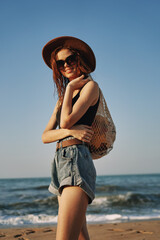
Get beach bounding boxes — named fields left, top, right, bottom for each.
left=0, top=220, right=160, bottom=240
left=1, top=175, right=160, bottom=239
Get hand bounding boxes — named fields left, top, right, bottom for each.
left=69, top=124, right=94, bottom=143
left=68, top=75, right=90, bottom=90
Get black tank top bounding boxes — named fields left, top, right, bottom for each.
left=56, top=89, right=100, bottom=127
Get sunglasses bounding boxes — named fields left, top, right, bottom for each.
left=56, top=54, right=77, bottom=70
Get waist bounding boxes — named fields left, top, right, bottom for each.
left=56, top=138, right=88, bottom=151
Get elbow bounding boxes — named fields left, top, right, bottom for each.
left=42, top=132, right=47, bottom=144
left=60, top=118, right=71, bottom=129
left=60, top=122, right=69, bottom=129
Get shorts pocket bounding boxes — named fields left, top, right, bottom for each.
left=61, top=146, right=75, bottom=161
left=57, top=146, right=76, bottom=184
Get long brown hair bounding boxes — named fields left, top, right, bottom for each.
left=50, top=47, right=92, bottom=108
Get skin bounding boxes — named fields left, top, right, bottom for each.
left=42, top=49, right=99, bottom=240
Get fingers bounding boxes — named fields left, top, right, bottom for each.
left=77, top=129, right=93, bottom=143
left=79, top=74, right=88, bottom=80
left=81, top=127, right=94, bottom=143
left=75, top=74, right=89, bottom=83
left=70, top=124, right=94, bottom=142
left=68, top=75, right=89, bottom=90
left=77, top=75, right=85, bottom=80
left=82, top=134, right=93, bottom=143
left=86, top=130, right=94, bottom=137
left=75, top=75, right=87, bottom=81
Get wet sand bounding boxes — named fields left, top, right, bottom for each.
left=0, top=220, right=160, bottom=240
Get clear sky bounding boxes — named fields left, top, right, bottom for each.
left=0, top=0, right=160, bottom=178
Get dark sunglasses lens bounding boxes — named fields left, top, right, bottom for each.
left=66, top=55, right=77, bottom=65
left=56, top=60, right=64, bottom=69
left=56, top=54, right=77, bottom=70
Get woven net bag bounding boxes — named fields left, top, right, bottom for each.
left=89, top=88, right=116, bottom=160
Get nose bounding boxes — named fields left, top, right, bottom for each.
left=64, top=62, right=69, bottom=68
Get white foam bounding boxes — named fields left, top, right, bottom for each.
left=0, top=214, right=58, bottom=226
left=86, top=214, right=123, bottom=223
left=91, top=192, right=135, bottom=206
left=129, top=215, right=160, bottom=221
left=152, top=209, right=160, bottom=213
left=87, top=214, right=160, bottom=223
left=1, top=213, right=160, bottom=227
left=92, top=197, right=108, bottom=205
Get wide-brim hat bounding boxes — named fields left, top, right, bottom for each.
left=42, top=36, right=96, bottom=72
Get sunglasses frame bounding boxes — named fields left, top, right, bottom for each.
left=56, top=54, right=77, bottom=70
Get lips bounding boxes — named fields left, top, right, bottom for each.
left=65, top=67, right=73, bottom=73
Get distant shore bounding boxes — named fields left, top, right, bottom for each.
left=0, top=220, right=160, bottom=240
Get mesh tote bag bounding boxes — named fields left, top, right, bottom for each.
left=89, top=88, right=116, bottom=160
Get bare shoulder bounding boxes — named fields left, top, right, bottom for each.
left=81, top=80, right=99, bottom=94
left=80, top=80, right=99, bottom=105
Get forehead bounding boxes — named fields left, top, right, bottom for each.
left=56, top=49, right=73, bottom=60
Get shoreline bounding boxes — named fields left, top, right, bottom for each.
left=0, top=220, right=160, bottom=240
left=1, top=218, right=160, bottom=229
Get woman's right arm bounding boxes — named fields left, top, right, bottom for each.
left=42, top=101, right=70, bottom=143
left=42, top=101, right=94, bottom=144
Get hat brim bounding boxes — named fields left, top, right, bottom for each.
left=42, top=36, right=96, bottom=72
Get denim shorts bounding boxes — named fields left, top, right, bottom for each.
left=48, top=143, right=96, bottom=204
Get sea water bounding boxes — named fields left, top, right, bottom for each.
left=0, top=174, right=160, bottom=227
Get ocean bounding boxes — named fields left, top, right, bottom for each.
left=0, top=174, right=160, bottom=228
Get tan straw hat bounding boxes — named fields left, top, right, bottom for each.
left=42, top=36, right=96, bottom=72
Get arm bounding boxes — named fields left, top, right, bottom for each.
left=60, top=77, right=99, bottom=129
left=42, top=101, right=71, bottom=143
left=42, top=101, right=94, bottom=144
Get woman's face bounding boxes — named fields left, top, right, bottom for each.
left=56, top=49, right=81, bottom=81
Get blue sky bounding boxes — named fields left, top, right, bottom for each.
left=0, top=0, right=160, bottom=178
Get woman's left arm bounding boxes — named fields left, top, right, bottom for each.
left=60, top=76, right=99, bottom=129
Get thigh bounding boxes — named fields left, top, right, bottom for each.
left=56, top=186, right=89, bottom=240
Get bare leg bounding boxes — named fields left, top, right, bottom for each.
left=56, top=186, right=89, bottom=240
left=58, top=195, right=90, bottom=240
left=78, top=216, right=90, bottom=240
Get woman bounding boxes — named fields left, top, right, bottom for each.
left=42, top=36, right=99, bottom=240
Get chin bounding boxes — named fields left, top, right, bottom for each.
left=67, top=73, right=78, bottom=80
left=61, top=67, right=80, bottom=80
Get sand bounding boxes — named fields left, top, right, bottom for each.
left=0, top=220, right=160, bottom=240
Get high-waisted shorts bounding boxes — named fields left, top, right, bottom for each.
left=48, top=143, right=96, bottom=204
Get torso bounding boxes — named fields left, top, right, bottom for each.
left=56, top=87, right=100, bottom=127
left=72, top=89, right=100, bottom=126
